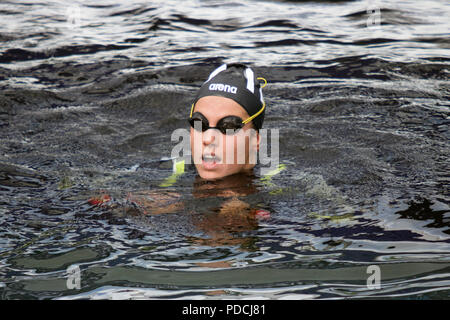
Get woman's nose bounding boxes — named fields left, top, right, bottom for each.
left=202, top=128, right=219, bottom=146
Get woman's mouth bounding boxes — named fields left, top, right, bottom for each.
left=202, top=154, right=221, bottom=170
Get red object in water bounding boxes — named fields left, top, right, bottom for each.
left=88, top=194, right=111, bottom=206
left=254, top=209, right=270, bottom=219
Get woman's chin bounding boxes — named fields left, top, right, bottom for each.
left=196, top=165, right=228, bottom=181
left=196, top=163, right=254, bottom=181
left=198, top=170, right=225, bottom=181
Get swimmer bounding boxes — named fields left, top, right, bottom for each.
left=189, top=63, right=266, bottom=180
left=88, top=63, right=272, bottom=246
left=90, top=63, right=269, bottom=203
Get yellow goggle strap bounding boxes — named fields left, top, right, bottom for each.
left=257, top=77, right=267, bottom=88
left=242, top=101, right=265, bottom=125
left=190, top=103, right=195, bottom=118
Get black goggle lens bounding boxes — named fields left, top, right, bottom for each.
left=189, top=112, right=244, bottom=135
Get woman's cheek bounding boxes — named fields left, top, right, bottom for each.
left=190, top=129, right=202, bottom=165
left=222, top=135, right=236, bottom=165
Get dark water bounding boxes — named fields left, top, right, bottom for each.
left=0, top=0, right=449, bottom=299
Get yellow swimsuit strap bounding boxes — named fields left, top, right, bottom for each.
left=159, top=159, right=186, bottom=187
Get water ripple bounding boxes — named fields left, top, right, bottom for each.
left=0, top=0, right=449, bottom=300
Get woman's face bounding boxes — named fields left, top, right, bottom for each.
left=190, top=96, right=260, bottom=180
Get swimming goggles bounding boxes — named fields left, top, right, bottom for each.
left=189, top=100, right=266, bottom=127
left=188, top=112, right=244, bottom=135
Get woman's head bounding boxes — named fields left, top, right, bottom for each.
left=189, top=64, right=266, bottom=180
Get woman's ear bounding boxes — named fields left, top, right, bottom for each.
left=255, top=130, right=260, bottom=151
left=244, top=128, right=260, bottom=168
left=251, top=129, right=260, bottom=166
